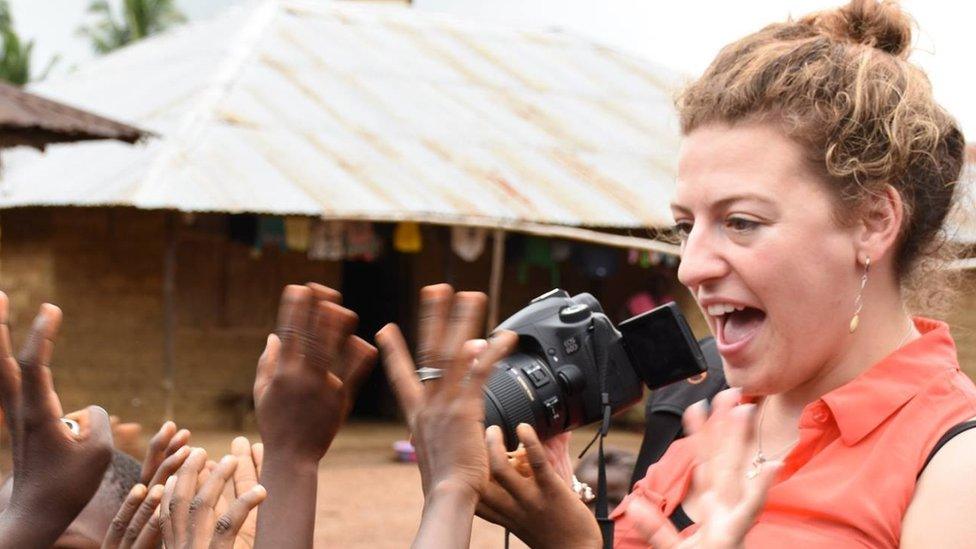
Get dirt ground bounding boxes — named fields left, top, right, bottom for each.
left=187, top=421, right=645, bottom=549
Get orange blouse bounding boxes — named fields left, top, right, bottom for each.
left=612, top=318, right=976, bottom=548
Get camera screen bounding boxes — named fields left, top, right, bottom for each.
left=618, top=302, right=707, bottom=389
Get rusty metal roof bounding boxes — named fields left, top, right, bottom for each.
left=0, top=81, right=147, bottom=149
left=0, top=0, right=684, bottom=231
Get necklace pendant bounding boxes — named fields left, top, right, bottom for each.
left=746, top=453, right=766, bottom=479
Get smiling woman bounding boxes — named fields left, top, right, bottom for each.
left=606, top=0, right=976, bottom=548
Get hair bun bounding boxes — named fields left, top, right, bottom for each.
left=802, top=0, right=913, bottom=58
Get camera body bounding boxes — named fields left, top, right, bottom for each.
left=484, top=289, right=706, bottom=450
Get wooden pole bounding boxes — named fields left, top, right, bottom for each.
left=487, top=228, right=506, bottom=331
left=163, top=213, right=177, bottom=421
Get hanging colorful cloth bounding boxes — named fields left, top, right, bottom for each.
left=308, top=220, right=346, bottom=261
left=517, top=237, right=560, bottom=287
left=284, top=216, right=311, bottom=252
left=451, top=226, right=487, bottom=262
left=346, top=221, right=382, bottom=261
left=394, top=222, right=423, bottom=253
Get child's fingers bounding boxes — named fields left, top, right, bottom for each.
left=148, top=445, right=192, bottom=488
left=103, top=484, right=148, bottom=549
left=231, top=437, right=258, bottom=496
left=121, top=484, right=164, bottom=549
left=208, top=485, right=267, bottom=549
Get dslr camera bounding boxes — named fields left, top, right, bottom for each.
left=484, top=289, right=706, bottom=450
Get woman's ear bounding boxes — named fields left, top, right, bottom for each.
left=854, top=185, right=904, bottom=263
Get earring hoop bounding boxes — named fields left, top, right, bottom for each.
left=850, top=256, right=871, bottom=333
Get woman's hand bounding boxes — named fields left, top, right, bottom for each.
left=377, top=284, right=518, bottom=548
left=477, top=424, right=602, bottom=549
left=627, top=389, right=779, bottom=549
left=0, top=295, right=114, bottom=549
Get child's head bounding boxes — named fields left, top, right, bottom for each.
left=0, top=449, right=141, bottom=548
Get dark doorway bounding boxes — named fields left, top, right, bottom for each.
left=341, top=248, right=407, bottom=418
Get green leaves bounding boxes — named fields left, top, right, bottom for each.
left=0, top=0, right=46, bottom=86
left=78, top=0, right=186, bottom=54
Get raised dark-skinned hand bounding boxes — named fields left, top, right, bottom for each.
left=101, top=483, right=166, bottom=549
left=477, top=423, right=603, bottom=549
left=253, top=284, right=377, bottom=549
left=0, top=293, right=114, bottom=549
left=377, top=284, right=491, bottom=496
left=376, top=284, right=518, bottom=549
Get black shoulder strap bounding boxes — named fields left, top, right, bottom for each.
left=917, top=420, right=976, bottom=480
left=630, top=337, right=726, bottom=489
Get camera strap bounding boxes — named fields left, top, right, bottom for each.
left=596, top=392, right=614, bottom=549
left=576, top=318, right=615, bottom=549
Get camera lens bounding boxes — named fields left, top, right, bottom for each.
left=483, top=353, right=564, bottom=451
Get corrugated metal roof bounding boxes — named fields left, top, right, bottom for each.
left=0, top=0, right=684, bottom=231
left=0, top=81, right=146, bottom=149
left=946, top=146, right=976, bottom=245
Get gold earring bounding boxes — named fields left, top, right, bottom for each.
left=850, top=256, right=870, bottom=333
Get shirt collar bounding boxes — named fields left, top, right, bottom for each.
left=819, top=317, right=958, bottom=445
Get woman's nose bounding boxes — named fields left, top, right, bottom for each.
left=677, top=226, right=730, bottom=289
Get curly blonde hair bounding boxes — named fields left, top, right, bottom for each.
left=676, top=0, right=966, bottom=312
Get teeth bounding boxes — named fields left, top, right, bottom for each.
left=706, top=303, right=746, bottom=317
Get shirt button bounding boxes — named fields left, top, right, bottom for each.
left=812, top=405, right=830, bottom=423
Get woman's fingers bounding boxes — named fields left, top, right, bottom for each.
left=208, top=485, right=267, bottom=549
left=121, top=484, right=165, bottom=549
left=712, top=404, right=757, bottom=503
left=628, top=497, right=681, bottom=549
left=376, top=323, right=424, bottom=421
left=103, top=484, right=148, bottom=549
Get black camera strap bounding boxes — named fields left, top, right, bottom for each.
left=576, top=318, right=615, bottom=549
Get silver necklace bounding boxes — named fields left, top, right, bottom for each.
left=745, top=322, right=917, bottom=480
left=746, top=398, right=798, bottom=480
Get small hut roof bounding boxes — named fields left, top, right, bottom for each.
left=0, top=81, right=146, bottom=149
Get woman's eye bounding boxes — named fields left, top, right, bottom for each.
left=671, top=221, right=692, bottom=239
left=725, top=217, right=759, bottom=233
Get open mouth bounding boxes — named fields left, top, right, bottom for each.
left=706, top=303, right=767, bottom=349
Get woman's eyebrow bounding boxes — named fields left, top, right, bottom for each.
left=671, top=193, right=777, bottom=214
